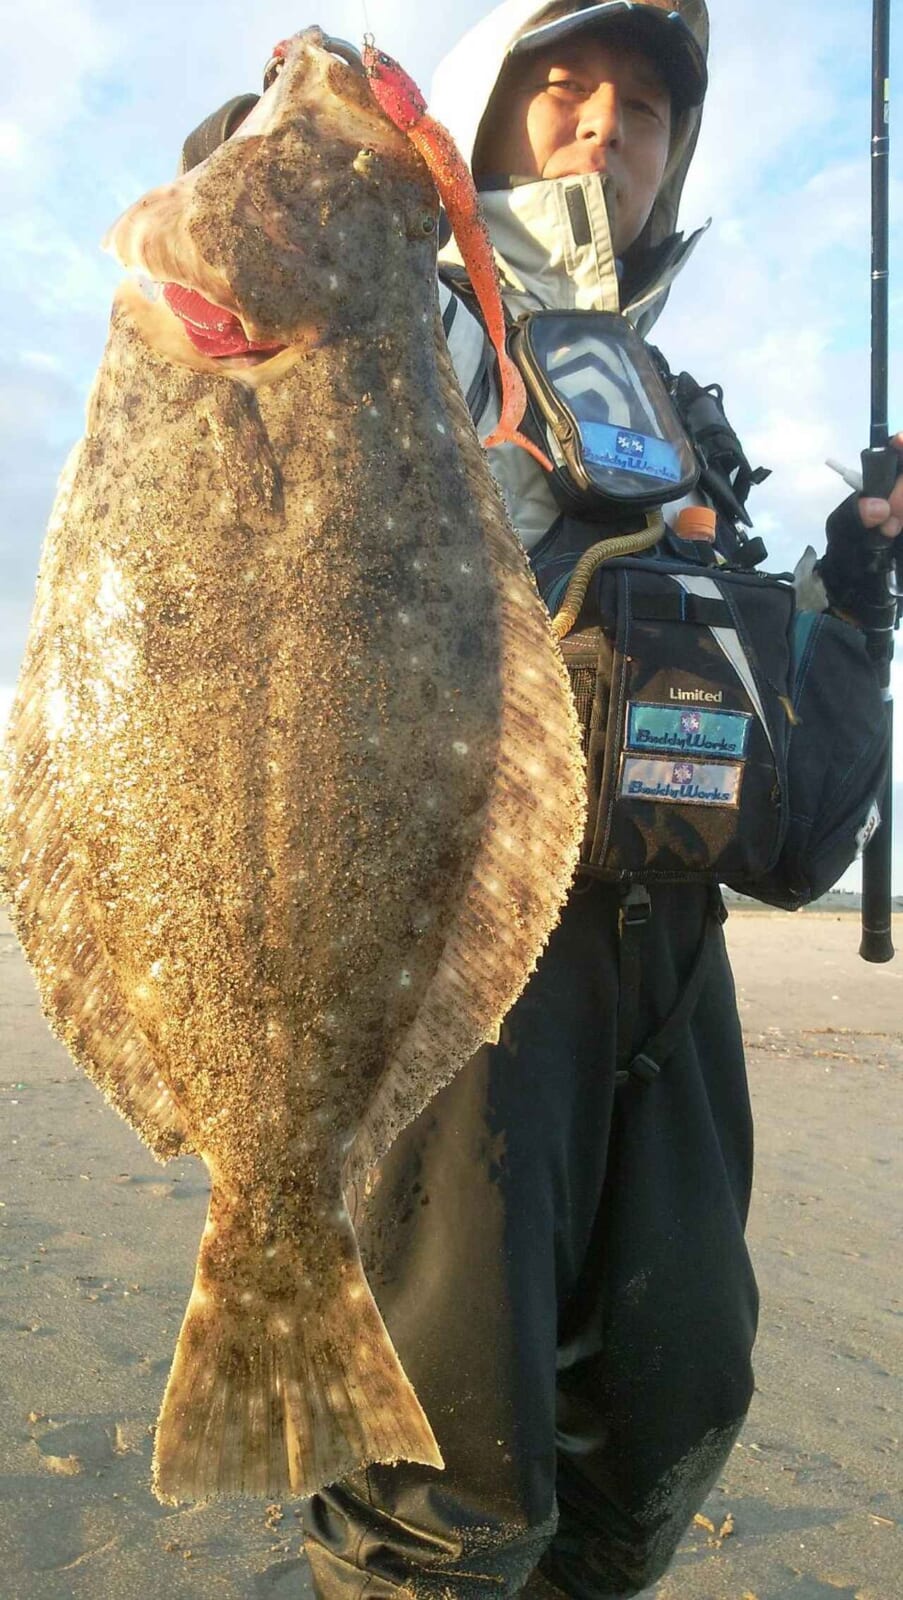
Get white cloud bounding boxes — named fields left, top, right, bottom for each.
left=0, top=0, right=114, bottom=139
left=19, top=350, right=63, bottom=372
left=0, top=121, right=24, bottom=164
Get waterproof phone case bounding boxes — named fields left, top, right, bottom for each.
left=509, top=310, right=699, bottom=510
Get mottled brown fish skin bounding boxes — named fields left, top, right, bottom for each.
left=0, top=30, right=585, bottom=1503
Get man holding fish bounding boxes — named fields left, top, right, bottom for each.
left=170, top=1, right=903, bottom=1596
left=271, top=7, right=895, bottom=1597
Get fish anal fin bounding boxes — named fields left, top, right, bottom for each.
left=347, top=323, right=585, bottom=1186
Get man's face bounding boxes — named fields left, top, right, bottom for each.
left=474, top=35, right=672, bottom=255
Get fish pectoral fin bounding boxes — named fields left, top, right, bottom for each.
left=152, top=1193, right=443, bottom=1504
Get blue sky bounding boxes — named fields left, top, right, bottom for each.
left=1, top=0, right=901, bottom=890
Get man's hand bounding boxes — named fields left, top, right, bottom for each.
left=856, top=429, right=903, bottom=540
left=817, top=430, right=902, bottom=630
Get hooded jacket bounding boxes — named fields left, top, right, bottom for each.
left=431, top=0, right=710, bottom=550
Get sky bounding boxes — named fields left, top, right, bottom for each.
left=1, top=0, right=901, bottom=893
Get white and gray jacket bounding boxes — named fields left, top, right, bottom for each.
left=429, top=0, right=709, bottom=552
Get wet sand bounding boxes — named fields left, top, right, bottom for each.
left=1, top=905, right=900, bottom=1599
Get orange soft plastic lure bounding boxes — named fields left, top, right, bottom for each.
left=363, top=42, right=552, bottom=472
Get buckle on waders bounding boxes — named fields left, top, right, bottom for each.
left=618, top=883, right=651, bottom=932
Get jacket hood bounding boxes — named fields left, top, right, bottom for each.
left=430, top=0, right=709, bottom=330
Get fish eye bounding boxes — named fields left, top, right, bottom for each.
left=404, top=210, right=436, bottom=241
left=353, top=146, right=376, bottom=176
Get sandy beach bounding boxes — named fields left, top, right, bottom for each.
left=1, top=904, right=900, bottom=1599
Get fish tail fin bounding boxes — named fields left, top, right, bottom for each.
left=151, top=1192, right=443, bottom=1504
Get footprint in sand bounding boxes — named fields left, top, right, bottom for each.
left=31, top=1417, right=125, bottom=1475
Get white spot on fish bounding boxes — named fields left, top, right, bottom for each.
left=486, top=880, right=500, bottom=895
left=241, top=1290, right=254, bottom=1305
left=401, top=435, right=411, bottom=450
left=272, top=1315, right=292, bottom=1336
left=347, top=1282, right=365, bottom=1303
left=326, top=428, right=336, bottom=442
left=460, top=562, right=473, bottom=574
left=391, top=376, right=402, bottom=390
left=329, top=274, right=339, bottom=291
left=265, top=1246, right=278, bottom=1259
left=399, top=970, right=412, bottom=988
left=411, top=558, right=423, bottom=571
left=436, top=422, right=446, bottom=435
left=410, top=655, right=420, bottom=667
left=368, top=406, right=380, bottom=418
left=304, top=500, right=315, bottom=515
left=386, top=516, right=395, bottom=529
left=149, top=959, right=163, bottom=979
left=452, top=741, right=469, bottom=756
left=243, top=568, right=258, bottom=584
left=367, top=733, right=380, bottom=746
left=398, top=611, right=410, bottom=625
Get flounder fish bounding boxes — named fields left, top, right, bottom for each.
left=0, top=28, right=585, bottom=1503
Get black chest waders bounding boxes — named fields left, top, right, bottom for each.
left=296, top=303, right=783, bottom=1600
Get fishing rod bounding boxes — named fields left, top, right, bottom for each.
left=859, top=0, right=899, bottom=963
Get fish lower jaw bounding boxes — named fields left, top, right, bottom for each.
left=116, top=280, right=302, bottom=385
left=212, top=348, right=286, bottom=371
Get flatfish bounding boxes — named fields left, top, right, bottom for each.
left=0, top=28, right=585, bottom=1502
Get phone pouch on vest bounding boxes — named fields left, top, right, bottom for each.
left=508, top=311, right=699, bottom=516
left=560, top=560, right=795, bottom=884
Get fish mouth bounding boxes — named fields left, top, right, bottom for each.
left=159, top=282, right=288, bottom=365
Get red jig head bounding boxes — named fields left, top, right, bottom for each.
left=362, top=39, right=552, bottom=474
left=363, top=44, right=428, bottom=131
